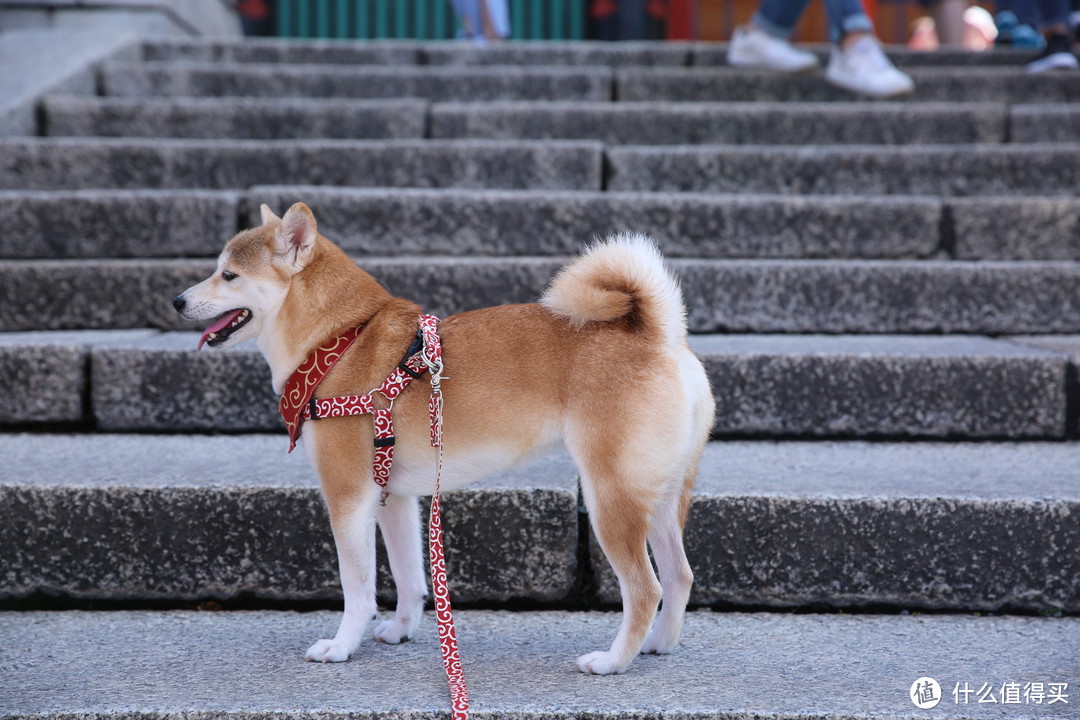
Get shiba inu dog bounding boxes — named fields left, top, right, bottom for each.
left=173, top=202, right=714, bottom=676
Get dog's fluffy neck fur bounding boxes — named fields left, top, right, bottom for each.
left=258, top=236, right=392, bottom=393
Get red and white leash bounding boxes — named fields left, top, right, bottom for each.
left=279, top=314, right=469, bottom=720
left=417, top=316, right=470, bottom=720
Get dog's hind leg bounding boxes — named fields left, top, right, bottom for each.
left=640, top=472, right=695, bottom=655
left=575, top=462, right=663, bottom=675
left=642, top=346, right=713, bottom=655
left=373, top=493, right=427, bottom=644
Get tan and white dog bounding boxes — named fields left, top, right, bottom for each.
left=173, top=202, right=714, bottom=676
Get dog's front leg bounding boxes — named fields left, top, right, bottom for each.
left=306, top=491, right=380, bottom=663
left=373, top=493, right=427, bottom=644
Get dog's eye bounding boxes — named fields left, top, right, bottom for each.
left=221, top=270, right=238, bottom=282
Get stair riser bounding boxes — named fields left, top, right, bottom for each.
left=2, top=483, right=1075, bottom=611
left=593, top=496, right=1080, bottom=611
left=44, top=97, right=430, bottom=141
left=6, top=260, right=1080, bottom=335
left=607, top=145, right=1080, bottom=195
left=0, top=485, right=578, bottom=605
left=101, top=64, right=614, bottom=102
left=618, top=68, right=1080, bottom=103
left=8, top=190, right=1080, bottom=262
left=0, top=338, right=1065, bottom=439
left=0, top=140, right=603, bottom=192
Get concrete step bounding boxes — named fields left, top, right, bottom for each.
left=429, top=101, right=1009, bottom=145
left=4, top=610, right=1075, bottom=719
left=0, top=138, right=602, bottom=191
left=6, top=188, right=1079, bottom=262
left=3, top=187, right=943, bottom=260
left=2, top=138, right=1071, bottom=197
left=142, top=37, right=426, bottom=65
left=0, top=331, right=1067, bottom=439
left=3, top=434, right=1077, bottom=611
left=42, top=96, right=430, bottom=140
left=693, top=44, right=1043, bottom=68
left=248, top=187, right=943, bottom=260
left=5, top=257, right=1080, bottom=335
left=142, top=37, right=1042, bottom=68
left=1010, top=105, right=1080, bottom=143
left=48, top=95, right=1061, bottom=147
left=617, top=67, right=1080, bottom=103
left=100, top=61, right=614, bottom=101
left=607, top=143, right=1080, bottom=196
left=0, top=434, right=579, bottom=605
left=0, top=189, right=240, bottom=259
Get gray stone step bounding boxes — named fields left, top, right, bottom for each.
left=5, top=257, right=1080, bottom=335
left=1010, top=105, right=1080, bottom=143
left=0, top=331, right=1066, bottom=439
left=430, top=101, right=1008, bottom=145
left=142, top=37, right=1042, bottom=68
left=617, top=441, right=1080, bottom=611
left=0, top=138, right=602, bottom=191
left=607, top=143, right=1080, bottom=196
left=4, top=610, right=1075, bottom=719
left=691, top=43, right=1043, bottom=68
left=0, top=434, right=578, bottom=605
left=47, top=95, right=1038, bottom=146
left=0, top=189, right=239, bottom=259
left=2, top=434, right=1077, bottom=611
left=101, top=61, right=614, bottom=101
left=247, top=187, right=942, bottom=260
left=42, top=96, right=430, bottom=140
left=142, top=37, right=424, bottom=65
left=951, top=198, right=1080, bottom=261
left=7, top=188, right=1080, bottom=262
left=618, top=67, right=1080, bottom=103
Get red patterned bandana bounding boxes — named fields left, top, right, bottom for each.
left=278, top=324, right=365, bottom=452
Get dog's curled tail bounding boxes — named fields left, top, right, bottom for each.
left=540, top=233, right=687, bottom=344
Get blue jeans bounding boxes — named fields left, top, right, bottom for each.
left=996, top=0, right=1071, bottom=28
left=448, top=0, right=510, bottom=39
left=754, top=0, right=875, bottom=43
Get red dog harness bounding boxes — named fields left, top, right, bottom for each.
left=278, top=314, right=469, bottom=720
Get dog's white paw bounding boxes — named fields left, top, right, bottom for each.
left=373, top=618, right=415, bottom=645
left=305, top=638, right=353, bottom=663
left=576, top=650, right=629, bottom=676
left=640, top=630, right=677, bottom=655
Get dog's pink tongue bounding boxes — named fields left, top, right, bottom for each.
left=198, top=309, right=243, bottom=350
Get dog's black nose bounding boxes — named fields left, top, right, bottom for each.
left=172, top=295, right=186, bottom=313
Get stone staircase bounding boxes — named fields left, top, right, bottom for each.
left=1, top=36, right=1078, bottom=719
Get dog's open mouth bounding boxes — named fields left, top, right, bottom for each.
left=198, top=308, right=253, bottom=350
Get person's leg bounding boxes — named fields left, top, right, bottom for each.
left=820, top=0, right=915, bottom=96
left=752, top=0, right=815, bottom=38
left=1028, top=0, right=1078, bottom=70
left=820, top=0, right=875, bottom=43
left=448, top=0, right=482, bottom=40
left=727, top=0, right=820, bottom=71
left=482, top=0, right=510, bottom=39
left=1040, top=0, right=1072, bottom=27
left=932, top=0, right=969, bottom=46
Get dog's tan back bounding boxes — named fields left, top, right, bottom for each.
left=175, top=203, right=714, bottom=676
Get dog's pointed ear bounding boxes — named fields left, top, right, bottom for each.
left=260, top=204, right=281, bottom=226
left=275, top=202, right=317, bottom=271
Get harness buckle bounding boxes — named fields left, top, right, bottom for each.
left=373, top=436, right=396, bottom=448
left=309, top=397, right=319, bottom=420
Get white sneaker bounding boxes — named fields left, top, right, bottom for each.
left=728, top=25, right=820, bottom=73
left=1026, top=34, right=1079, bottom=73
left=825, top=36, right=915, bottom=98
